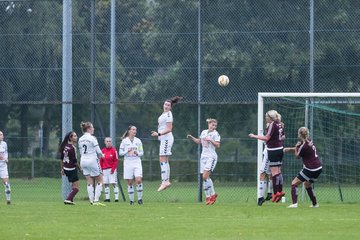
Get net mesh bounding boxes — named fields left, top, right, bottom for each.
left=263, top=96, right=360, bottom=202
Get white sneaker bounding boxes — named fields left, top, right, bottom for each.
left=287, top=203, right=298, bottom=208
left=309, top=204, right=319, bottom=208
left=157, top=181, right=171, bottom=192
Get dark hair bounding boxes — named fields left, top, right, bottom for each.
left=121, top=125, right=136, bottom=140
left=58, top=131, right=75, bottom=154
left=165, top=96, right=182, bottom=106
left=80, top=121, right=92, bottom=133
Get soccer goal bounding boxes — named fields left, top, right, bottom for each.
left=257, top=92, right=360, bottom=203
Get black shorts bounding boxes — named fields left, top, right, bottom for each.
left=64, top=169, right=79, bottom=183
left=297, top=168, right=322, bottom=183
left=267, top=149, right=284, bottom=167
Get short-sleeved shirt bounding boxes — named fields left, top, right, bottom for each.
left=200, top=129, right=221, bottom=158
left=297, top=140, right=322, bottom=170
left=157, top=111, right=173, bottom=140
left=78, top=133, right=102, bottom=161
left=61, top=143, right=77, bottom=170
left=266, top=121, right=284, bottom=149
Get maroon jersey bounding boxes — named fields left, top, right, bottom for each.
left=297, top=140, right=322, bottom=169
left=61, top=144, right=77, bottom=170
left=266, top=121, right=284, bottom=149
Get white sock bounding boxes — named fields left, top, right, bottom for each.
left=4, top=182, right=11, bottom=201
left=207, top=178, right=215, bottom=196
left=94, top=183, right=103, bottom=202
left=160, top=162, right=168, bottom=182
left=268, top=180, right=273, bottom=194
left=87, top=184, right=94, bottom=203
left=167, top=162, right=171, bottom=182
left=259, top=181, right=266, bottom=198
left=203, top=179, right=211, bottom=197
left=105, top=186, right=110, bottom=200
left=136, top=184, right=143, bottom=200
left=113, top=186, right=119, bottom=200
left=127, top=185, right=134, bottom=202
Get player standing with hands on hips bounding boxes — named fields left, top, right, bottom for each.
left=119, top=125, right=144, bottom=205
left=151, top=96, right=182, bottom=192
left=187, top=119, right=221, bottom=205
left=0, top=131, right=11, bottom=204
left=100, top=137, right=119, bottom=202
left=78, top=121, right=106, bottom=206
left=284, top=127, right=322, bottom=208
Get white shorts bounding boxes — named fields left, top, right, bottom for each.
left=260, top=148, right=271, bottom=175
left=159, top=137, right=174, bottom=156
left=200, top=156, right=217, bottom=174
left=123, top=160, right=143, bottom=180
left=0, top=161, right=9, bottom=179
left=102, top=168, right=118, bottom=184
left=81, top=159, right=102, bottom=177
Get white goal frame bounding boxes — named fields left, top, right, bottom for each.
left=257, top=92, right=360, bottom=200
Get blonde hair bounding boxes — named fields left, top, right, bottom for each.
left=206, top=118, right=217, bottom=124
left=266, top=110, right=278, bottom=121
left=80, top=121, right=93, bottom=133
left=298, top=127, right=309, bottom=141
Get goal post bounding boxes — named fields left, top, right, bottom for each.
left=257, top=92, right=360, bottom=203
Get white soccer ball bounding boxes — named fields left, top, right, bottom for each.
left=218, top=75, right=229, bottom=87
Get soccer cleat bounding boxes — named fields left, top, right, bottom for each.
left=271, top=193, right=278, bottom=202
left=209, top=193, right=218, bottom=205
left=275, top=192, right=285, bottom=203
left=157, top=181, right=171, bottom=192
left=115, top=200, right=119, bottom=202
left=257, top=197, right=265, bottom=206
left=64, top=200, right=75, bottom=205
left=309, top=203, right=319, bottom=208
left=130, top=201, right=134, bottom=205
left=104, top=199, right=110, bottom=202
left=138, top=199, right=143, bottom=205
left=265, top=193, right=272, bottom=201
left=287, top=203, right=298, bottom=208
left=6, top=200, right=11, bottom=205
left=93, top=201, right=106, bottom=206
left=205, top=197, right=211, bottom=205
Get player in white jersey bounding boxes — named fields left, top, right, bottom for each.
left=0, top=131, right=11, bottom=204
left=151, top=96, right=182, bottom=192
left=78, top=121, right=105, bottom=206
left=119, top=126, right=144, bottom=205
left=187, top=119, right=221, bottom=205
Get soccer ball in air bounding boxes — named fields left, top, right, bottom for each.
left=218, top=75, right=229, bottom=87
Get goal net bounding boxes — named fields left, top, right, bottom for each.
left=258, top=93, right=360, bottom=203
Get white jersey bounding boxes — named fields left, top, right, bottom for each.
left=78, top=133, right=102, bottom=161
left=157, top=111, right=173, bottom=140
left=200, top=129, right=221, bottom=158
left=119, top=137, right=144, bottom=161
left=0, top=141, right=8, bottom=161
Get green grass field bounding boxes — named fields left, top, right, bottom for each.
left=1, top=178, right=360, bottom=239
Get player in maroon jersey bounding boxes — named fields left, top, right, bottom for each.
left=249, top=110, right=285, bottom=204
left=284, top=127, right=322, bottom=208
left=59, top=131, right=80, bottom=205
left=100, top=137, right=119, bottom=202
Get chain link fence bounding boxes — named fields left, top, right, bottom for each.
left=1, top=0, right=360, bottom=203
